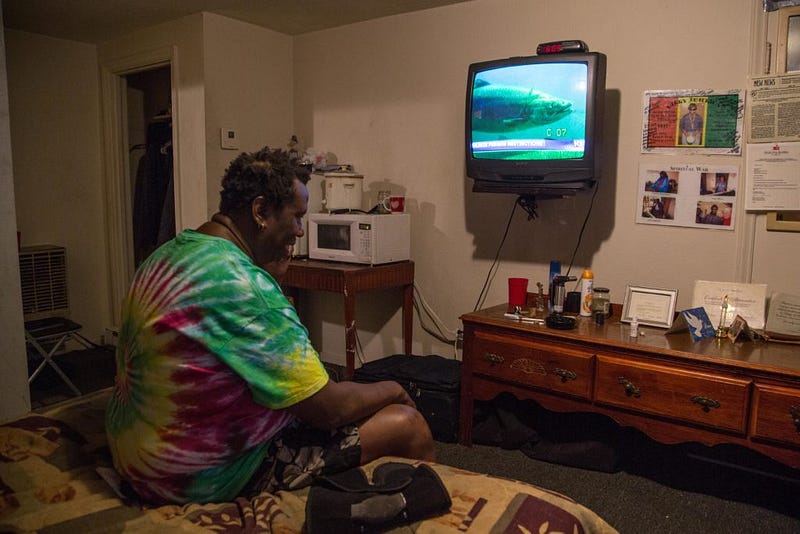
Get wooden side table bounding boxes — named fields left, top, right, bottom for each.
left=282, top=259, right=414, bottom=379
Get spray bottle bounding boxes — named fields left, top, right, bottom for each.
left=579, top=269, right=594, bottom=317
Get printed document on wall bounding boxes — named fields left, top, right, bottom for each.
left=746, top=74, right=800, bottom=144
left=744, top=142, right=800, bottom=211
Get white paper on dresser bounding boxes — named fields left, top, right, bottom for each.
left=691, top=280, right=767, bottom=330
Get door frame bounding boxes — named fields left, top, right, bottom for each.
left=100, top=46, right=179, bottom=326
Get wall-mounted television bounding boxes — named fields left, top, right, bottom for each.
left=465, top=51, right=606, bottom=197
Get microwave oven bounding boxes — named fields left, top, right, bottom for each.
left=308, top=213, right=410, bottom=265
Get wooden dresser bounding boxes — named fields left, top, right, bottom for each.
left=459, top=304, right=800, bottom=470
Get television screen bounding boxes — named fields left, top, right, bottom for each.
left=465, top=52, right=606, bottom=196
left=470, top=62, right=588, bottom=161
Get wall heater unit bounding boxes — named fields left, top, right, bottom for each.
left=18, top=245, right=69, bottom=321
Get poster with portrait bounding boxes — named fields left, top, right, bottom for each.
left=641, top=89, right=745, bottom=155
left=636, top=163, right=739, bottom=230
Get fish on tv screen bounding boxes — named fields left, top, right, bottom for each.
left=470, top=62, right=588, bottom=161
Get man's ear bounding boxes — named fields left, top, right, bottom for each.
left=251, top=195, right=272, bottom=229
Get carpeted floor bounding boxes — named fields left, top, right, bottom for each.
left=435, top=438, right=800, bottom=533
left=29, top=345, right=117, bottom=409
left=28, top=348, right=800, bottom=533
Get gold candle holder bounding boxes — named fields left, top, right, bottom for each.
left=715, top=295, right=729, bottom=339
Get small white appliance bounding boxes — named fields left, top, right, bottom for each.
left=322, top=172, right=363, bottom=211
left=308, top=213, right=410, bottom=265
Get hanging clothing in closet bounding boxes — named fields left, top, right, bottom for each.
left=133, top=118, right=175, bottom=266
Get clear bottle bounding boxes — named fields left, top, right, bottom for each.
left=579, top=269, right=594, bottom=317
left=630, top=317, right=639, bottom=338
left=591, top=287, right=611, bottom=317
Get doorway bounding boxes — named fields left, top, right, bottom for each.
left=125, top=67, right=175, bottom=267
left=99, top=46, right=180, bottom=326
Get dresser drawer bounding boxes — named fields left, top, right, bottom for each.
left=469, top=331, right=594, bottom=400
left=751, top=383, right=800, bottom=447
left=595, top=355, right=751, bottom=433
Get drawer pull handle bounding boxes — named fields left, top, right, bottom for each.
left=790, top=405, right=800, bottom=432
left=691, top=396, right=721, bottom=412
left=484, top=352, right=504, bottom=364
left=617, top=377, right=641, bottom=398
left=553, top=368, right=577, bottom=382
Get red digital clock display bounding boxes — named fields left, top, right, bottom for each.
left=538, top=43, right=563, bottom=54
left=536, top=40, right=588, bottom=55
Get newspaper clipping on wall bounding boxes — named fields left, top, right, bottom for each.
left=744, top=74, right=800, bottom=212
left=636, top=163, right=738, bottom=230
left=641, top=89, right=745, bottom=155
left=746, top=73, right=800, bottom=144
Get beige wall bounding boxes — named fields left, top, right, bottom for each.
left=0, top=14, right=29, bottom=419
left=6, top=30, right=108, bottom=346
left=202, top=13, right=294, bottom=211
left=294, top=0, right=799, bottom=364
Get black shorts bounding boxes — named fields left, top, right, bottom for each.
left=244, top=419, right=362, bottom=496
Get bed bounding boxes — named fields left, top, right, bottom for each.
left=1, top=388, right=617, bottom=533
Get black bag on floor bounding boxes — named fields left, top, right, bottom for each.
left=353, top=354, right=461, bottom=443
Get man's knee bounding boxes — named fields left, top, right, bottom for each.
left=392, top=405, right=435, bottom=459
left=393, top=404, right=431, bottom=433
left=360, top=404, right=435, bottom=461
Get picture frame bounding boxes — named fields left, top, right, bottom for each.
left=766, top=6, right=800, bottom=229
left=621, top=285, right=679, bottom=328
left=776, top=4, right=800, bottom=74
left=766, top=210, right=800, bottom=232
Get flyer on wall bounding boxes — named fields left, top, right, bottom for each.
left=641, top=89, right=745, bottom=155
left=746, top=73, right=800, bottom=144
left=744, top=142, right=800, bottom=211
left=636, top=163, right=738, bottom=230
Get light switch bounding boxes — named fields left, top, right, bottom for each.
left=220, top=128, right=238, bottom=150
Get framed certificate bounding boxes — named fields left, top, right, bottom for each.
left=621, top=285, right=679, bottom=328
left=691, top=280, right=767, bottom=330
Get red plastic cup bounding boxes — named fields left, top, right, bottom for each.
left=508, top=277, right=529, bottom=308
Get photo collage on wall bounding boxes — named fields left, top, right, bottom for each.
left=636, top=163, right=738, bottom=230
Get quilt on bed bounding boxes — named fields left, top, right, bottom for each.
left=1, top=388, right=617, bottom=533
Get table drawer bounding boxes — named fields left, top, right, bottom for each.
left=751, top=383, right=800, bottom=447
left=469, top=331, right=594, bottom=400
left=595, top=355, right=751, bottom=433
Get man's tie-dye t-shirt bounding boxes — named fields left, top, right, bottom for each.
left=105, top=230, right=328, bottom=504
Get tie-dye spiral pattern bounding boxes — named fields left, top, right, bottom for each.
left=105, top=230, right=328, bottom=504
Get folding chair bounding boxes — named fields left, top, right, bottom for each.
left=25, top=316, right=94, bottom=396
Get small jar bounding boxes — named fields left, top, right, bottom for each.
left=591, top=287, right=611, bottom=317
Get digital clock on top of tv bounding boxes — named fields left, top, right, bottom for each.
left=536, top=40, right=589, bottom=55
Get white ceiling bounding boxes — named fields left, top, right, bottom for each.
left=2, top=0, right=471, bottom=43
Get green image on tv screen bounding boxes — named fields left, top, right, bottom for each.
left=470, top=62, right=588, bottom=161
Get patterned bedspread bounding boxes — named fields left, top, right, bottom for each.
left=0, top=389, right=617, bottom=533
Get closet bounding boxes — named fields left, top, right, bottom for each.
left=126, top=66, right=174, bottom=267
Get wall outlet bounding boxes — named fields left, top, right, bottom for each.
left=220, top=127, right=239, bottom=150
